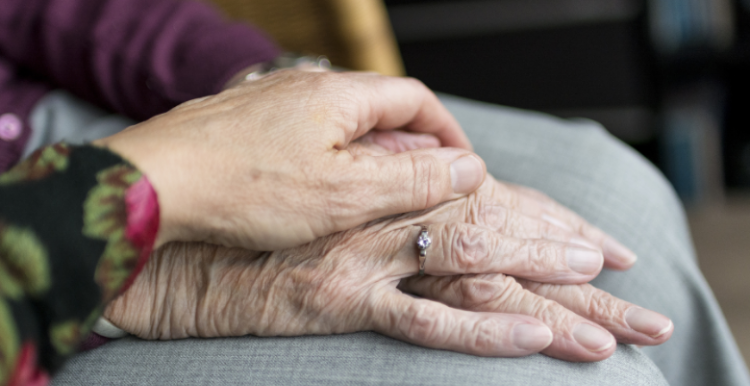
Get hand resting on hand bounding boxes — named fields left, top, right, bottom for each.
left=95, top=70, right=485, bottom=251
left=104, top=141, right=672, bottom=363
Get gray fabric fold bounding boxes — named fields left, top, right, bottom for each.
left=40, top=91, right=748, bottom=385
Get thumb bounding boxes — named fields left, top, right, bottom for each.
left=334, top=148, right=486, bottom=228
left=381, top=147, right=486, bottom=199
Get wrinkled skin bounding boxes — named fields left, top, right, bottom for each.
left=105, top=141, right=672, bottom=363
left=95, top=71, right=486, bottom=251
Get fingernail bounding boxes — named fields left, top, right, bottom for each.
left=573, top=323, right=614, bottom=352
left=512, top=323, right=553, bottom=351
left=625, top=307, right=673, bottom=338
left=566, top=247, right=603, bottom=275
left=603, top=237, right=637, bottom=266
left=450, top=155, right=484, bottom=194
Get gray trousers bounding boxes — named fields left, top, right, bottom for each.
left=37, top=91, right=748, bottom=386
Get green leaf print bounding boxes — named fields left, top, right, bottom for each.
left=0, top=300, right=20, bottom=385
left=0, top=224, right=51, bottom=299
left=49, top=320, right=82, bottom=356
left=0, top=144, right=71, bottom=185
left=83, top=165, right=142, bottom=302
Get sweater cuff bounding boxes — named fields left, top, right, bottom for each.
left=1, top=144, right=160, bottom=382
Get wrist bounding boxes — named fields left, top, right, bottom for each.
left=103, top=243, right=205, bottom=340
left=92, top=135, right=172, bottom=249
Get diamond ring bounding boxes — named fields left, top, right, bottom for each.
left=416, top=226, right=431, bottom=276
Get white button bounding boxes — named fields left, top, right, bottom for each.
left=0, top=113, right=22, bottom=141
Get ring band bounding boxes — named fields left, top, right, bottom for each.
left=416, top=226, right=431, bottom=276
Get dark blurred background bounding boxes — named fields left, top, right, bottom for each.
left=384, top=0, right=750, bottom=205
left=382, top=0, right=750, bottom=365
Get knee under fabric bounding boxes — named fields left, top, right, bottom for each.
left=39, top=91, right=750, bottom=386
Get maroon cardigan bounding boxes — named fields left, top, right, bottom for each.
left=0, top=0, right=281, bottom=171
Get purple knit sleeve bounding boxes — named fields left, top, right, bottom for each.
left=0, top=59, right=50, bottom=172
left=0, top=0, right=281, bottom=121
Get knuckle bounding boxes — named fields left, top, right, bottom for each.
left=512, top=284, right=578, bottom=328
left=449, top=225, right=491, bottom=270
left=459, top=280, right=570, bottom=351
left=495, top=275, right=526, bottom=301
left=469, top=318, right=504, bottom=352
left=409, top=154, right=447, bottom=209
left=521, top=281, right=624, bottom=330
left=535, top=299, right=575, bottom=330
left=585, top=292, right=623, bottom=321
left=491, top=276, right=529, bottom=310
left=401, top=300, right=442, bottom=343
left=457, top=274, right=517, bottom=309
left=457, top=276, right=495, bottom=308
left=506, top=211, right=531, bottom=237
left=502, top=285, right=560, bottom=320
left=525, top=241, right=560, bottom=275
left=308, top=73, right=359, bottom=116
left=473, top=203, right=507, bottom=231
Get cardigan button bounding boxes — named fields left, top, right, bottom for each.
left=0, top=113, right=22, bottom=141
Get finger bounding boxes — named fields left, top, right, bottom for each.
left=517, top=279, right=673, bottom=345
left=491, top=181, right=637, bottom=270
left=339, top=165, right=602, bottom=252
left=399, top=274, right=618, bottom=362
left=394, top=223, right=603, bottom=284
left=459, top=200, right=601, bottom=249
left=328, top=148, right=485, bottom=230
left=345, top=73, right=473, bottom=150
left=369, top=289, right=552, bottom=357
left=358, top=130, right=440, bottom=153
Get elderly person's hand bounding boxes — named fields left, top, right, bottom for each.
left=104, top=142, right=671, bottom=362
left=104, top=219, right=670, bottom=363
left=358, top=130, right=639, bottom=271
left=94, top=71, right=483, bottom=250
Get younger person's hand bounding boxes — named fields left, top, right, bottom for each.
left=95, top=71, right=483, bottom=250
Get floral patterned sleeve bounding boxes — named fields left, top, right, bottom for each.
left=0, top=143, right=159, bottom=386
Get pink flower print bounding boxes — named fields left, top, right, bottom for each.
left=7, top=342, right=50, bottom=386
